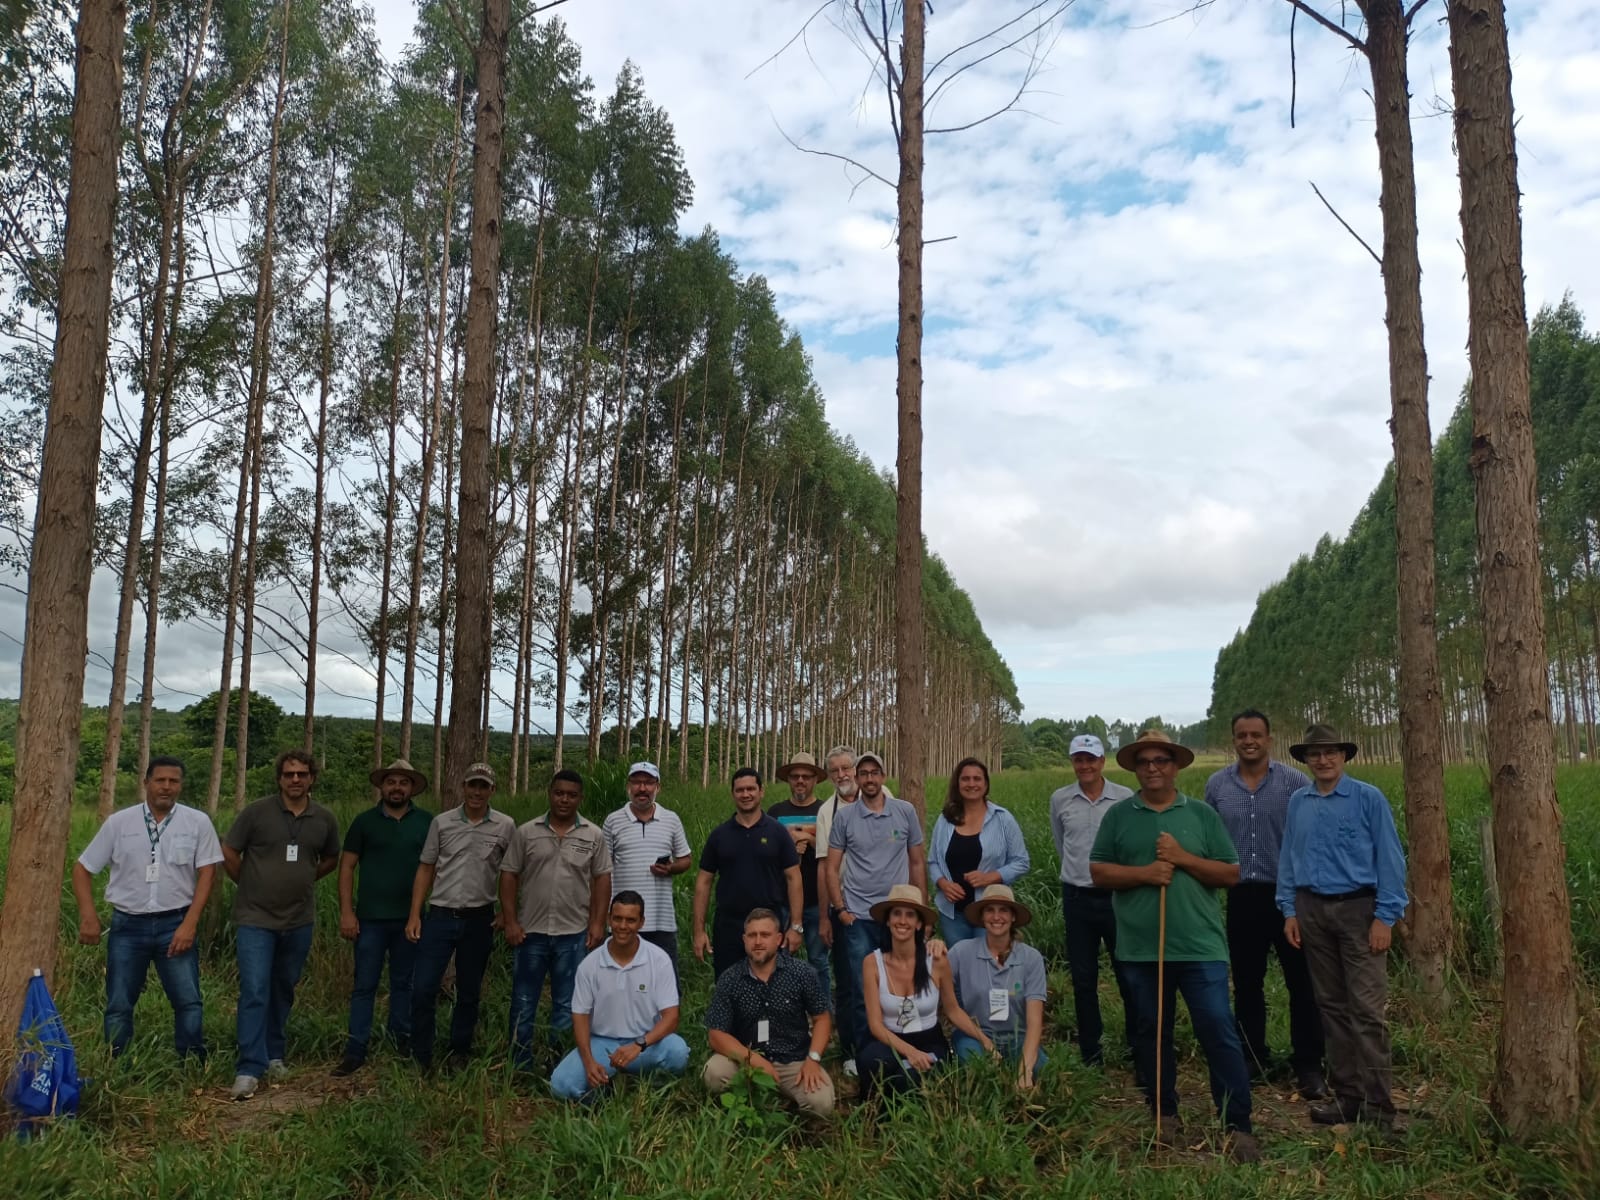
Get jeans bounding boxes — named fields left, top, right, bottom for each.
left=549, top=1033, right=691, bottom=1100
left=711, top=911, right=751, bottom=978
left=345, top=918, right=416, bottom=1060
left=797, top=904, right=831, bottom=1001
left=830, top=917, right=857, bottom=1053
left=640, top=930, right=679, bottom=981
left=938, top=912, right=983, bottom=945
left=235, top=923, right=314, bottom=1078
left=410, top=909, right=494, bottom=1067
left=858, top=1025, right=949, bottom=1101
left=509, top=931, right=588, bottom=1068
left=1227, top=881, right=1324, bottom=1073
left=1124, top=959, right=1253, bottom=1133
left=1061, top=884, right=1138, bottom=1065
left=838, top=917, right=887, bottom=1054
left=952, top=1030, right=1047, bottom=1072
left=105, top=908, right=204, bottom=1058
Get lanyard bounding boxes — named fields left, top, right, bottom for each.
left=142, top=807, right=171, bottom=862
left=281, top=805, right=301, bottom=847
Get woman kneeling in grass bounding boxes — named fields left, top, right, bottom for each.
left=859, top=884, right=988, bottom=1101
left=947, top=884, right=1046, bottom=1088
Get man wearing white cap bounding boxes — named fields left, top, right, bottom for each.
left=602, top=762, right=692, bottom=972
left=1049, top=732, right=1137, bottom=1070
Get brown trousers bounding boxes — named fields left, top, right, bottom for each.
left=1297, top=890, right=1394, bottom=1114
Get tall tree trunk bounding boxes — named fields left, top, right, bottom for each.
left=0, top=0, right=128, bottom=1062
left=1447, top=0, right=1579, bottom=1137
left=445, top=0, right=509, bottom=806
left=303, top=168, right=337, bottom=751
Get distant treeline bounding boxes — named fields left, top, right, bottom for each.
left=1001, top=715, right=1210, bottom=771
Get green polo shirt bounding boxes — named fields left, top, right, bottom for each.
left=343, top=803, right=434, bottom=921
left=1089, top=791, right=1237, bottom=963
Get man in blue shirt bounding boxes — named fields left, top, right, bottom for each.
left=1204, top=710, right=1326, bottom=1098
left=1277, top=725, right=1408, bottom=1129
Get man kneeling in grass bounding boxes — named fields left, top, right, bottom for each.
left=702, top=908, right=834, bottom=1118
left=549, top=891, right=690, bottom=1100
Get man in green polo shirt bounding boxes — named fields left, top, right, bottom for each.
left=332, top=758, right=434, bottom=1076
left=1091, top=729, right=1258, bottom=1162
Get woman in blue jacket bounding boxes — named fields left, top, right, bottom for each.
left=928, top=758, right=1030, bottom=943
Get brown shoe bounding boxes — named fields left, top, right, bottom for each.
left=1152, top=1115, right=1186, bottom=1148
left=1228, top=1131, right=1262, bottom=1163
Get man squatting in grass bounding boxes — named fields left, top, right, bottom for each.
left=702, top=908, right=835, bottom=1118
left=1279, top=724, right=1409, bottom=1130
left=500, top=768, right=611, bottom=1070
left=1091, top=728, right=1261, bottom=1163
left=406, top=761, right=516, bottom=1071
left=72, top=755, right=223, bottom=1061
left=693, top=767, right=803, bottom=976
left=333, top=757, right=432, bottom=1076
left=550, top=890, right=691, bottom=1100
left=602, top=761, right=692, bottom=974
left=223, top=749, right=342, bottom=1100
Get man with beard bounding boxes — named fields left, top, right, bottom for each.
left=332, top=758, right=433, bottom=1076
left=767, top=751, right=831, bottom=997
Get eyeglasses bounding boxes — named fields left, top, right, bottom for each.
left=897, top=996, right=915, bottom=1030
left=856, top=767, right=884, bottom=778
left=1304, top=748, right=1344, bottom=761
left=1134, top=756, right=1174, bottom=769
left=280, top=770, right=311, bottom=779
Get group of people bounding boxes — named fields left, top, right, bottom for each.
left=70, top=718, right=1408, bottom=1160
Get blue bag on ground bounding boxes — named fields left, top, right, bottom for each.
left=5, top=972, right=81, bottom=1133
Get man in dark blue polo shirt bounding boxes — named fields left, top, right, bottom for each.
left=692, top=768, right=804, bottom=976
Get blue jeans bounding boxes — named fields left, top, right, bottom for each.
left=549, top=1033, right=690, bottom=1100
left=410, top=909, right=494, bottom=1066
left=509, top=931, right=587, bottom=1068
left=797, top=904, right=831, bottom=1001
left=1062, top=884, right=1139, bottom=1066
left=345, top=918, right=416, bottom=1060
left=1124, top=959, right=1253, bottom=1132
left=105, top=908, right=204, bottom=1058
left=235, top=923, right=314, bottom=1078
left=939, top=912, right=983, bottom=945
left=952, top=1030, right=1047, bottom=1072
left=839, top=917, right=887, bottom=1054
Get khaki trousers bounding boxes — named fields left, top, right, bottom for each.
left=702, top=1052, right=835, bottom=1118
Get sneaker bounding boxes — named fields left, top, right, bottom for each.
left=266, top=1058, right=289, bottom=1079
left=1296, top=1068, right=1329, bottom=1100
left=1228, top=1131, right=1263, bottom=1163
left=842, top=1058, right=858, bottom=1078
left=230, top=1074, right=259, bottom=1101
left=331, top=1056, right=364, bottom=1078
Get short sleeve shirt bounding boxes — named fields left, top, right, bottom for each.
left=571, top=937, right=681, bottom=1040
left=1090, top=791, right=1237, bottom=963
left=602, top=804, right=691, bottom=933
left=78, top=803, right=223, bottom=914
left=766, top=798, right=824, bottom=906
left=1049, top=779, right=1135, bottom=885
left=420, top=806, right=516, bottom=909
left=501, top=813, right=610, bottom=934
left=828, top=795, right=924, bottom=919
left=226, top=796, right=342, bottom=930
left=342, top=804, right=434, bottom=921
left=705, top=953, right=829, bottom=1064
left=947, top=938, right=1048, bottom=1041
left=699, top=813, right=799, bottom=918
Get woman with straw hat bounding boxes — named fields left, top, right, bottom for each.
left=947, top=884, right=1048, bottom=1087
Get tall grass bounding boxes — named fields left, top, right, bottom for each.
left=0, top=765, right=1594, bottom=1198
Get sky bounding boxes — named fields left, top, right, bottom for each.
left=4, top=0, right=1597, bottom=735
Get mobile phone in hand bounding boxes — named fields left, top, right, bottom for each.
left=655, top=854, right=673, bottom=866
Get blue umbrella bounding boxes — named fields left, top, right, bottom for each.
left=5, top=970, right=81, bottom=1136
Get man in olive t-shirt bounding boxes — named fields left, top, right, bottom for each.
left=222, top=750, right=341, bottom=1100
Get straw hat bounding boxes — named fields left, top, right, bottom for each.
left=1289, top=723, right=1359, bottom=763
left=369, top=758, right=428, bottom=793
left=963, top=883, right=1033, bottom=929
left=869, top=883, right=938, bottom=929
left=776, top=751, right=823, bottom=782
left=1114, top=728, right=1196, bottom=771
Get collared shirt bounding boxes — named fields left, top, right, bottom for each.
left=571, top=936, right=680, bottom=1040
left=602, top=803, right=691, bottom=933
left=1204, top=760, right=1310, bottom=884
left=78, top=802, right=223, bottom=915
left=928, top=802, right=1031, bottom=919
left=420, top=805, right=516, bottom=909
left=343, top=803, right=434, bottom=921
left=226, top=795, right=342, bottom=930
left=700, top=812, right=799, bottom=919
left=1277, top=774, right=1409, bottom=925
left=947, top=937, right=1048, bottom=1041
left=705, top=952, right=829, bottom=1064
left=767, top=797, right=824, bottom=905
left=828, top=794, right=924, bottom=919
left=1090, top=791, right=1237, bottom=963
left=501, top=812, right=610, bottom=935
left=1049, top=778, right=1135, bottom=885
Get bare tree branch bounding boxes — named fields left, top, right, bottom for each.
left=746, top=0, right=836, bottom=79
left=1309, top=179, right=1381, bottom=266
left=1403, top=0, right=1434, bottom=23
left=1283, top=0, right=1366, bottom=53
left=770, top=116, right=896, bottom=193
left=925, top=1, right=1070, bottom=113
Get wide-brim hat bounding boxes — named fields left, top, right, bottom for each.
left=369, top=758, right=428, bottom=793
left=777, top=751, right=822, bottom=782
left=1114, top=728, right=1196, bottom=771
left=964, top=883, right=1033, bottom=929
left=1289, top=723, right=1359, bottom=763
left=869, top=883, right=938, bottom=929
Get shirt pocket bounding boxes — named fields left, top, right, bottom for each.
left=166, top=831, right=198, bottom=863
left=482, top=837, right=508, bottom=868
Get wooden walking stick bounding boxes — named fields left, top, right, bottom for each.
left=1154, top=883, right=1168, bottom=1143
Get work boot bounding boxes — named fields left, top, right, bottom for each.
left=331, top=1055, right=364, bottom=1078
left=1309, top=1098, right=1360, bottom=1125
left=1227, top=1131, right=1262, bottom=1163
left=1296, top=1068, right=1329, bottom=1100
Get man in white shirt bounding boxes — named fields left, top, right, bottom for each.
left=549, top=890, right=690, bottom=1100
left=71, top=756, right=223, bottom=1059
left=601, top=762, right=691, bottom=971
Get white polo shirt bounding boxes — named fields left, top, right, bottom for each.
left=77, top=803, right=224, bottom=914
left=570, top=936, right=680, bottom=1040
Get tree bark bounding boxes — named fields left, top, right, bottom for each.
left=1447, top=0, right=1579, bottom=1136
left=0, top=0, right=128, bottom=1064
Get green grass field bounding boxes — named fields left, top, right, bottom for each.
left=0, top=763, right=1596, bottom=1198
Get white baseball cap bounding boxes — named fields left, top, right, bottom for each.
left=1069, top=734, right=1106, bottom=758
left=627, top=761, right=661, bottom=780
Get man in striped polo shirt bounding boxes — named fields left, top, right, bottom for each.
left=602, top=762, right=692, bottom=973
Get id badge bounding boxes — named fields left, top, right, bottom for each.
left=286, top=844, right=299, bottom=863
left=756, top=1019, right=770, bottom=1044
left=989, top=987, right=1010, bottom=1024
left=145, top=862, right=161, bottom=883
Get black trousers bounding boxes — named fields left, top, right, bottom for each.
left=1226, top=881, right=1324, bottom=1073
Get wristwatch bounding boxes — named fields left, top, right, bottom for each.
left=806, top=1050, right=823, bottom=1063
left=789, top=923, right=804, bottom=934
left=636, top=1039, right=648, bottom=1052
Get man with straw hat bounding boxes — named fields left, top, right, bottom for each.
left=332, top=758, right=433, bottom=1076
left=1090, top=729, right=1259, bottom=1161
left=1278, top=724, right=1408, bottom=1130
left=768, top=751, right=832, bottom=997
